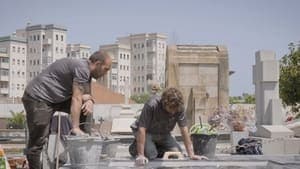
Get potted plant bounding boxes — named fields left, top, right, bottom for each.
left=190, top=116, right=218, bottom=158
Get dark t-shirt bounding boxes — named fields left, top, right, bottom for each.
left=25, top=58, right=91, bottom=104
left=135, top=95, right=187, bottom=134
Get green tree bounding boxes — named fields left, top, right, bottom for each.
left=279, top=42, right=300, bottom=114
left=244, top=94, right=255, bottom=104
left=130, top=93, right=150, bottom=104
left=7, top=110, right=26, bottom=129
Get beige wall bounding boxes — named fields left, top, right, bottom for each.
left=167, top=45, right=229, bottom=127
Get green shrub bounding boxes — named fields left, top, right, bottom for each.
left=6, top=110, right=26, bottom=129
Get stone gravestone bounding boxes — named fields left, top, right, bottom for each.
left=253, top=50, right=283, bottom=126
left=252, top=50, right=300, bottom=154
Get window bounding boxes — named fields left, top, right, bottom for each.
left=37, top=35, right=40, bottom=41
left=61, top=48, right=64, bottom=54
left=30, top=72, right=32, bottom=77
left=12, top=59, right=15, bottom=65
left=141, top=43, right=144, bottom=48
left=120, top=54, right=122, bottom=59
left=29, top=60, right=32, bottom=65
left=33, top=48, right=36, bottom=53
left=127, top=66, right=129, bottom=70
left=56, top=34, right=59, bottom=41
left=134, top=44, right=136, bottom=48
left=22, top=48, right=25, bottom=54
left=56, top=47, right=58, bottom=53
left=33, top=60, right=36, bottom=65
left=61, top=35, right=64, bottom=41
left=12, top=46, right=15, bottom=52
left=42, top=35, right=45, bottom=39
left=22, top=60, right=25, bottom=65
left=127, top=54, right=129, bottom=60
left=17, top=59, right=20, bottom=65
left=33, top=35, right=36, bottom=41
left=37, top=60, right=39, bottom=65
left=142, top=54, right=144, bottom=60
left=17, top=47, right=20, bottom=53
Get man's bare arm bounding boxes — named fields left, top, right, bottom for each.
left=180, top=126, right=194, bottom=157
left=70, top=82, right=85, bottom=134
left=137, top=127, right=146, bottom=156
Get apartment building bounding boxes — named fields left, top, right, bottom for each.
left=118, top=33, right=167, bottom=95
left=66, top=44, right=91, bottom=59
left=0, top=36, right=27, bottom=98
left=100, top=33, right=167, bottom=96
left=100, top=43, right=131, bottom=96
left=16, top=24, right=67, bottom=82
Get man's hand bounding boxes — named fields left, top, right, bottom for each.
left=190, top=154, right=208, bottom=160
left=81, top=99, right=93, bottom=115
left=135, top=155, right=149, bottom=166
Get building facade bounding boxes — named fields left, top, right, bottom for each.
left=100, top=44, right=131, bottom=96
left=0, top=36, right=27, bottom=98
left=16, top=24, right=67, bottom=82
left=66, top=44, right=91, bottom=59
left=101, top=33, right=167, bottom=96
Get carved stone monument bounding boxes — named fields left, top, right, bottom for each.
left=253, top=50, right=300, bottom=154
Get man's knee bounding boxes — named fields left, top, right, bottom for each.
left=144, top=145, right=158, bottom=160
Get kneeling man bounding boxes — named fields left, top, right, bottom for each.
left=129, top=87, right=207, bottom=165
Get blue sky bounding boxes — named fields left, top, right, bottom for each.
left=1, top=0, right=299, bottom=96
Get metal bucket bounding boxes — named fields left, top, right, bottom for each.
left=65, top=136, right=105, bottom=166
left=101, top=139, right=119, bottom=158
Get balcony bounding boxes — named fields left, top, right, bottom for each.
left=0, top=87, right=9, bottom=94
left=0, top=75, right=9, bottom=81
left=147, top=46, right=156, bottom=53
left=43, top=51, right=51, bottom=57
left=0, top=62, right=9, bottom=69
left=43, top=38, right=52, bottom=45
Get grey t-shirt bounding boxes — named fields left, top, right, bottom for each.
left=135, top=95, right=187, bottom=134
left=25, top=58, right=91, bottom=104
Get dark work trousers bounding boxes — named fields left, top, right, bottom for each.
left=129, top=132, right=182, bottom=160
left=22, top=92, right=91, bottom=169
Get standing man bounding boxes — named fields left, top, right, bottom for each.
left=22, top=50, right=112, bottom=169
left=129, top=88, right=207, bottom=165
